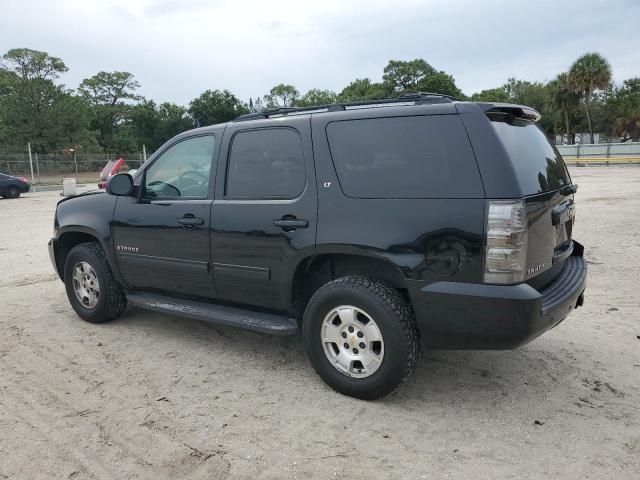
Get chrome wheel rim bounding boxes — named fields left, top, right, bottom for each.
left=320, top=305, right=384, bottom=378
left=72, top=262, right=100, bottom=309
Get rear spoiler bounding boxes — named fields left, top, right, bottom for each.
left=477, top=103, right=542, bottom=123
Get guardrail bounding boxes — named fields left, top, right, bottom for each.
left=556, top=142, right=640, bottom=158
left=563, top=157, right=640, bottom=166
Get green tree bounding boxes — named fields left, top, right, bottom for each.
left=128, top=100, right=193, bottom=151
left=549, top=73, right=580, bottom=144
left=188, top=89, right=248, bottom=126
left=337, top=78, right=389, bottom=102
left=294, top=89, right=337, bottom=107
left=470, top=87, right=510, bottom=102
left=2, top=48, right=67, bottom=81
left=78, top=71, right=142, bottom=151
left=603, top=78, right=640, bottom=142
left=569, top=52, right=612, bottom=143
left=263, top=84, right=299, bottom=109
left=0, top=48, right=90, bottom=151
left=470, top=78, right=554, bottom=133
left=382, top=59, right=462, bottom=97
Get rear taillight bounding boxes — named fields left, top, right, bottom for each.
left=19, top=177, right=29, bottom=184
left=484, top=199, right=528, bottom=284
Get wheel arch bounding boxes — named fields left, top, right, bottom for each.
left=53, top=227, right=116, bottom=281
left=291, top=252, right=409, bottom=320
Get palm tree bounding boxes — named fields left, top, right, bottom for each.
left=569, top=53, right=612, bottom=143
left=549, top=73, right=580, bottom=144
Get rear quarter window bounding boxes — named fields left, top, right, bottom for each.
left=489, top=114, right=570, bottom=195
left=326, top=115, right=483, bottom=199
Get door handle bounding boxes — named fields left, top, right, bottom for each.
left=273, top=217, right=309, bottom=231
left=177, top=215, right=204, bottom=228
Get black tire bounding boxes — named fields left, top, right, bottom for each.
left=302, top=276, right=420, bottom=400
left=64, top=242, right=127, bottom=323
left=7, top=187, right=20, bottom=199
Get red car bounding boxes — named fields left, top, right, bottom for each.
left=98, top=158, right=126, bottom=189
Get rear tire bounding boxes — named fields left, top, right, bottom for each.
left=7, top=187, right=20, bottom=198
left=64, top=242, right=127, bottom=323
left=302, top=276, right=420, bottom=400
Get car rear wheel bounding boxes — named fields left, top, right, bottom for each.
left=64, top=242, right=127, bottom=323
left=302, top=276, right=420, bottom=400
left=7, top=187, right=20, bottom=198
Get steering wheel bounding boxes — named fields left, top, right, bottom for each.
left=178, top=170, right=208, bottom=188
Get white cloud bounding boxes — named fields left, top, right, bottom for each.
left=1, top=0, right=638, bottom=104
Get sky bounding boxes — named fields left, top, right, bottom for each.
left=1, top=0, right=639, bottom=105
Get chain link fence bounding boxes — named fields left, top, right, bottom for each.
left=0, top=153, right=146, bottom=185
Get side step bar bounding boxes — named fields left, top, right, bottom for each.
left=126, top=292, right=299, bottom=336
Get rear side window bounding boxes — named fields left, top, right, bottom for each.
left=326, top=115, right=483, bottom=198
left=489, top=114, right=570, bottom=194
left=226, top=128, right=305, bottom=198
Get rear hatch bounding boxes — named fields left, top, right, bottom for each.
left=489, top=111, right=576, bottom=289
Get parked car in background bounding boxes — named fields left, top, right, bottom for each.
left=98, top=158, right=136, bottom=189
left=0, top=173, right=30, bottom=198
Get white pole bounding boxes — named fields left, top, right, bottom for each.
left=35, top=152, right=40, bottom=184
left=143, top=144, right=147, bottom=162
left=28, top=143, right=35, bottom=184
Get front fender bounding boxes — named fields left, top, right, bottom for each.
left=52, top=192, right=123, bottom=284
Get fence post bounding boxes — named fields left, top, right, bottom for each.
left=143, top=144, right=147, bottom=162
left=71, top=149, right=78, bottom=175
left=28, top=143, right=35, bottom=185
left=35, top=152, right=40, bottom=184
left=576, top=144, right=580, bottom=159
left=606, top=143, right=611, bottom=159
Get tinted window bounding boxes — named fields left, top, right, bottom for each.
left=144, top=135, right=215, bottom=199
left=326, top=115, right=483, bottom=198
left=226, top=128, right=305, bottom=198
left=490, top=114, right=570, bottom=194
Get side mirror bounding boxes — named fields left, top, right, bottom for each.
left=106, top=173, right=134, bottom=196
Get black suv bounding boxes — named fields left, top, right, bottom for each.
left=48, top=94, right=587, bottom=399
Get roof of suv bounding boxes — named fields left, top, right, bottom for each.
left=231, top=93, right=541, bottom=124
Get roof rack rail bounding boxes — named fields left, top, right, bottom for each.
left=233, top=92, right=460, bottom=122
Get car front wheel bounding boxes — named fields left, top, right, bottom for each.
left=63, top=242, right=127, bottom=323
left=302, top=276, right=420, bottom=400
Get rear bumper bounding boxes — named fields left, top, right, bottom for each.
left=408, top=242, right=587, bottom=349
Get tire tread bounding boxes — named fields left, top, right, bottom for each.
left=305, top=275, right=420, bottom=398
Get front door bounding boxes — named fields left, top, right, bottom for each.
left=211, top=117, right=317, bottom=312
left=112, top=134, right=217, bottom=299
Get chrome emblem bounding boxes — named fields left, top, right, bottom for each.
left=527, top=263, right=545, bottom=276
left=116, top=245, right=139, bottom=253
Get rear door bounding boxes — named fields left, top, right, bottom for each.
left=112, top=134, right=217, bottom=298
left=489, top=113, right=575, bottom=286
left=211, top=116, right=316, bottom=312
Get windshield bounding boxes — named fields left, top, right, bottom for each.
left=489, top=113, right=571, bottom=195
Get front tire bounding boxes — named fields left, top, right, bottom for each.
left=7, top=187, right=20, bottom=198
left=302, top=277, right=420, bottom=400
left=64, top=242, right=127, bottom=323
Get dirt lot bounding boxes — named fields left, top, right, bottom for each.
left=1, top=167, right=639, bottom=479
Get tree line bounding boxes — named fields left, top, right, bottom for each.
left=1, top=48, right=639, bottom=155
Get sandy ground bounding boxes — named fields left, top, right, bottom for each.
left=0, top=167, right=638, bottom=480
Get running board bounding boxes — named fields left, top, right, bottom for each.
left=126, top=292, right=299, bottom=335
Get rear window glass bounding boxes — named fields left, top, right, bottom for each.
left=326, top=115, right=483, bottom=198
left=489, top=114, right=570, bottom=194
left=226, top=128, right=305, bottom=198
